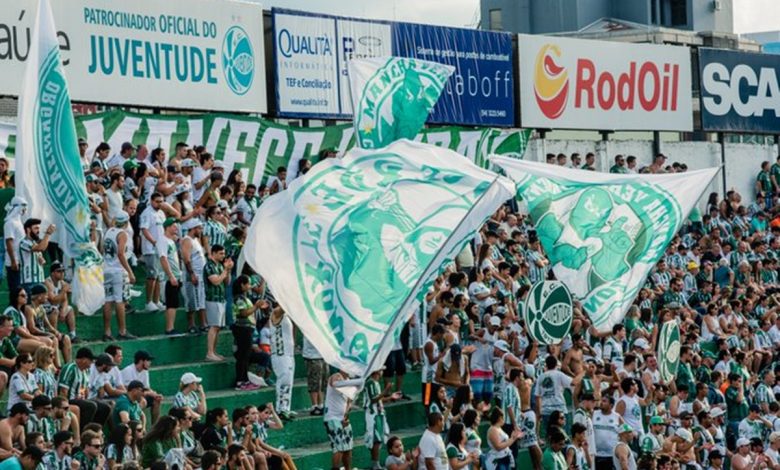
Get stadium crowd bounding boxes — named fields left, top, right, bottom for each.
left=0, top=144, right=780, bottom=470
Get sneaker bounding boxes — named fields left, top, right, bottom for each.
left=102, top=334, right=115, bottom=342
left=188, top=326, right=198, bottom=335
left=278, top=411, right=294, bottom=421
left=118, top=332, right=138, bottom=340
left=156, top=302, right=165, bottom=310
left=145, top=302, right=158, bottom=312
left=69, top=334, right=81, bottom=344
left=240, top=383, right=261, bottom=391
left=234, top=382, right=247, bottom=391
left=129, top=288, right=142, bottom=298
left=165, top=329, right=184, bottom=337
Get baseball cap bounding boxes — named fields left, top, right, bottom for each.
left=121, top=142, right=136, bottom=152
left=675, top=428, right=693, bottom=443
left=736, top=438, right=750, bottom=448
left=163, top=217, right=178, bottom=228
left=687, top=261, right=699, bottom=270
left=182, top=218, right=203, bottom=231
left=114, top=211, right=130, bottom=226
left=181, top=158, right=197, bottom=168
left=494, top=340, right=510, bottom=353
left=484, top=298, right=498, bottom=308
left=489, top=316, right=502, bottom=327
left=180, top=372, right=202, bottom=385
left=666, top=302, right=681, bottom=309
left=213, top=161, right=225, bottom=169
left=649, top=416, right=665, bottom=425
left=134, top=350, right=155, bottom=362
left=127, top=380, right=145, bottom=391
left=86, top=174, right=99, bottom=183
left=679, top=411, right=693, bottom=420
left=95, top=353, right=115, bottom=367
left=710, top=408, right=725, bottom=419
left=78, top=138, right=88, bottom=145
left=50, top=261, right=65, bottom=272
left=633, top=338, right=650, bottom=350
left=618, top=424, right=634, bottom=434
left=123, top=160, right=139, bottom=170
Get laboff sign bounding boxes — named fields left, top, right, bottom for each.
left=518, top=34, right=692, bottom=131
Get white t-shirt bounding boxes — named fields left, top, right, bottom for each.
left=191, top=167, right=210, bottom=202
left=301, top=337, right=321, bottom=360
left=139, top=206, right=164, bottom=255
left=3, top=217, right=24, bottom=268
left=418, top=429, right=448, bottom=470
left=534, top=369, right=573, bottom=415
left=121, top=364, right=151, bottom=389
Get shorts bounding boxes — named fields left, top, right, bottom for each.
left=305, top=358, right=328, bottom=393
left=409, top=321, right=425, bottom=349
left=104, top=270, right=125, bottom=303
left=324, top=419, right=353, bottom=453
left=164, top=281, right=181, bottom=309
left=364, top=411, right=389, bottom=448
left=471, top=374, right=494, bottom=403
left=143, top=254, right=162, bottom=280
left=183, top=276, right=206, bottom=311
left=383, top=349, right=406, bottom=378
left=205, top=302, right=225, bottom=327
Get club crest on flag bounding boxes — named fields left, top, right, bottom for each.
left=523, top=281, right=573, bottom=345
left=658, top=320, right=681, bottom=383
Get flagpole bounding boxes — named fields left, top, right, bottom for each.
left=357, top=174, right=504, bottom=380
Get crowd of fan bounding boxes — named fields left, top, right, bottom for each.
left=2, top=144, right=780, bottom=470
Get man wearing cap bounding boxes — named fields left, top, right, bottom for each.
left=4, top=196, right=28, bottom=292
left=58, top=348, right=110, bottom=428
left=158, top=217, right=183, bottom=336
left=19, top=219, right=55, bottom=294
left=112, top=380, right=146, bottom=430
left=641, top=416, right=666, bottom=456
left=613, top=424, right=637, bottom=470
left=739, top=404, right=772, bottom=442
left=181, top=218, right=207, bottom=336
left=173, top=372, right=207, bottom=421
left=732, top=438, right=760, bottom=470
left=707, top=407, right=728, bottom=457
left=663, top=428, right=695, bottom=466
left=573, top=393, right=596, bottom=469
left=102, top=211, right=136, bottom=341
left=88, top=353, right=123, bottom=404
left=44, top=262, right=77, bottom=343
left=120, top=350, right=162, bottom=423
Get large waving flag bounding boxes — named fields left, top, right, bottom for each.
left=245, top=140, right=515, bottom=395
left=349, top=57, right=454, bottom=149
left=494, top=157, right=718, bottom=332
left=16, top=0, right=104, bottom=314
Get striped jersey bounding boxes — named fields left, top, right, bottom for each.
left=19, top=238, right=45, bottom=284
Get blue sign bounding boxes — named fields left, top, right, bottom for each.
left=698, top=48, right=780, bottom=133
left=392, top=23, right=515, bottom=127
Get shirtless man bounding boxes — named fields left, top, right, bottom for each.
left=0, top=403, right=30, bottom=460
left=562, top=333, right=594, bottom=376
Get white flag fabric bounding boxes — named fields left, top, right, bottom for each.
left=493, top=157, right=719, bottom=332
left=16, top=0, right=104, bottom=314
left=245, top=140, right=515, bottom=395
left=349, top=57, right=454, bottom=149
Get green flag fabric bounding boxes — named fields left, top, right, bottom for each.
left=494, top=157, right=719, bottom=332
left=349, top=57, right=454, bottom=149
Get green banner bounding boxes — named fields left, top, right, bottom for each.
left=0, top=111, right=530, bottom=185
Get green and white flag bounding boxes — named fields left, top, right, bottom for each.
left=658, top=320, right=681, bottom=383
left=523, top=281, right=573, bottom=345
left=245, top=140, right=514, bottom=395
left=349, top=57, right=454, bottom=149
left=494, top=157, right=718, bottom=332
left=16, top=0, right=103, bottom=315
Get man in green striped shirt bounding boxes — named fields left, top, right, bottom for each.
left=753, top=370, right=775, bottom=414
left=19, top=219, right=56, bottom=291
left=58, top=348, right=110, bottom=427
left=204, top=245, right=232, bottom=361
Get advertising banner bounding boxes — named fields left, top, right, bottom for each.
left=0, top=0, right=267, bottom=113
left=0, top=110, right=531, bottom=185
left=517, top=34, right=693, bottom=131
left=393, top=22, right=515, bottom=126
left=272, top=9, right=391, bottom=118
left=698, top=48, right=780, bottom=133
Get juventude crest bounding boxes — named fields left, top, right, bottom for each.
left=292, top=153, right=488, bottom=366
left=658, top=320, right=680, bottom=383
left=523, top=281, right=573, bottom=345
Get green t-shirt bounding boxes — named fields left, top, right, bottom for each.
left=610, top=165, right=629, bottom=174
left=232, top=295, right=255, bottom=327
left=758, top=170, right=772, bottom=193
left=0, top=336, right=18, bottom=359
left=726, top=386, right=749, bottom=422
left=542, top=448, right=568, bottom=470
left=112, top=394, right=143, bottom=427
left=140, top=438, right=177, bottom=468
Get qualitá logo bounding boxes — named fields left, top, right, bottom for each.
left=533, top=44, right=569, bottom=119
left=222, top=25, right=254, bottom=96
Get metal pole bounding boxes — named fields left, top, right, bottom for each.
left=718, top=132, right=727, bottom=193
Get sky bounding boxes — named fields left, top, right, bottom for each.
left=254, top=0, right=779, bottom=35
